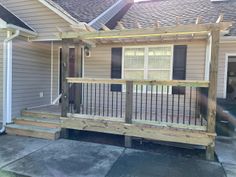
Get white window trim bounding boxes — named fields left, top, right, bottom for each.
left=224, top=53, right=236, bottom=99
left=122, top=45, right=174, bottom=93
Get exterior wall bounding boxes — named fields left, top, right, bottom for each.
left=0, top=30, right=7, bottom=122
left=84, top=40, right=207, bottom=81
left=12, top=37, right=51, bottom=117
left=52, top=42, right=60, bottom=102
left=0, top=0, right=72, bottom=41
left=218, top=42, right=236, bottom=98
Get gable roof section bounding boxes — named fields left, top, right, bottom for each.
left=114, top=0, right=236, bottom=36
left=0, top=4, right=34, bottom=31
left=50, top=0, right=119, bottom=23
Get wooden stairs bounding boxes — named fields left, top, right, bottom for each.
left=6, top=110, right=61, bottom=140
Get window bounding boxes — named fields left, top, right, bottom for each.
left=123, top=46, right=173, bottom=92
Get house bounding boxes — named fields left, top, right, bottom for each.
left=0, top=0, right=235, bottom=160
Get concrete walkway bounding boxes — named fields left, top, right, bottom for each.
left=216, top=137, right=236, bottom=177
left=0, top=135, right=226, bottom=177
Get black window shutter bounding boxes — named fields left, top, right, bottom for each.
left=111, top=48, right=122, bottom=92
left=172, top=45, right=187, bottom=94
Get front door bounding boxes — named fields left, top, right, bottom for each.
left=227, top=56, right=236, bottom=100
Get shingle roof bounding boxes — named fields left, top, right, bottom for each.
left=0, top=4, right=33, bottom=31
left=50, top=0, right=118, bottom=23
left=114, top=0, right=236, bottom=36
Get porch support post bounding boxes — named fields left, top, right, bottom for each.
left=206, top=28, right=220, bottom=160
left=125, top=81, right=133, bottom=147
left=74, top=42, right=83, bottom=113
left=61, top=39, right=70, bottom=117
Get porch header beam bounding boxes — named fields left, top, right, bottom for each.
left=60, top=22, right=232, bottom=40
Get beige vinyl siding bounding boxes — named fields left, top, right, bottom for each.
left=218, top=43, right=236, bottom=98
left=84, top=41, right=206, bottom=80
left=0, top=0, right=72, bottom=40
left=0, top=30, right=7, bottom=122
left=12, top=37, right=51, bottom=117
left=52, top=42, right=60, bottom=101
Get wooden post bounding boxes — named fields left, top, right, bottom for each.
left=206, top=28, right=220, bottom=160
left=125, top=81, right=133, bottom=147
left=74, top=43, right=83, bottom=113
left=61, top=39, right=70, bottom=117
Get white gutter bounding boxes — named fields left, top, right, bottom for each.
left=0, top=30, right=20, bottom=133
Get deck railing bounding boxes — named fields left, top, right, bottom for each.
left=64, top=78, right=209, bottom=129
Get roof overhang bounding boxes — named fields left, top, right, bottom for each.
left=59, top=21, right=233, bottom=45
left=0, top=18, right=38, bottom=38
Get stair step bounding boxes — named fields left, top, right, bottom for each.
left=14, top=117, right=60, bottom=128
left=21, top=110, right=60, bottom=119
left=6, top=124, right=61, bottom=140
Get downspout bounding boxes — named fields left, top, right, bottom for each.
left=0, top=30, right=20, bottom=133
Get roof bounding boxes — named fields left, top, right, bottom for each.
left=50, top=0, right=119, bottom=23
left=0, top=4, right=33, bottom=31
left=113, top=0, right=236, bottom=36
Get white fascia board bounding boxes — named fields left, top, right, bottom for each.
left=0, top=19, right=7, bottom=28
left=38, top=0, right=81, bottom=26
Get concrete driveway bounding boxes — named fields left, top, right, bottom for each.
left=0, top=135, right=226, bottom=177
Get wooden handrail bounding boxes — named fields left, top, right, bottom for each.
left=67, top=77, right=209, bottom=88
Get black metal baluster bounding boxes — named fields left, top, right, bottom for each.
left=82, top=83, right=84, bottom=114
left=189, top=87, right=192, bottom=125
left=145, top=85, right=148, bottom=120
left=98, top=84, right=101, bottom=115
left=107, top=84, right=109, bottom=117
left=86, top=83, right=89, bottom=114
left=155, top=85, right=158, bottom=121
left=172, top=92, right=174, bottom=123
left=177, top=87, right=180, bottom=123
left=166, top=86, right=169, bottom=122
left=150, top=85, right=153, bottom=121
left=161, top=85, right=163, bottom=122
left=195, top=88, right=198, bottom=125
left=135, top=85, right=138, bottom=119
left=103, top=84, right=105, bottom=116
left=120, top=86, right=123, bottom=118
left=90, top=84, right=93, bottom=115
left=183, top=90, right=186, bottom=124
left=116, top=91, right=118, bottom=117
left=94, top=83, right=97, bottom=115
left=112, top=90, right=114, bottom=117
left=140, top=85, right=143, bottom=120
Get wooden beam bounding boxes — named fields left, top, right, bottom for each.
left=195, top=16, right=202, bottom=24
left=61, top=116, right=216, bottom=146
left=61, top=39, right=70, bottom=117
left=135, top=20, right=142, bottom=28
left=67, top=77, right=210, bottom=88
left=155, top=20, right=160, bottom=28
left=117, top=21, right=125, bottom=30
left=125, top=81, right=133, bottom=124
left=74, top=43, right=83, bottom=113
left=84, top=24, right=96, bottom=32
left=61, top=22, right=232, bottom=40
left=101, top=24, right=110, bottom=31
left=216, top=14, right=224, bottom=23
left=176, top=16, right=180, bottom=25
left=206, top=28, right=220, bottom=160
